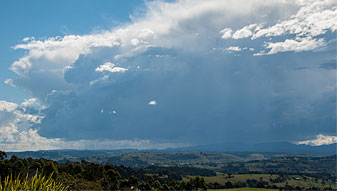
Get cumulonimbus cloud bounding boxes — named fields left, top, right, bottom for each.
left=1, top=0, right=336, bottom=150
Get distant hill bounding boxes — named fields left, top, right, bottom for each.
left=176, top=142, right=337, bottom=156
left=6, top=142, right=335, bottom=167
left=7, top=149, right=291, bottom=167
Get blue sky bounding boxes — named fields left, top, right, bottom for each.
left=0, top=0, right=336, bottom=151
left=0, top=0, right=143, bottom=102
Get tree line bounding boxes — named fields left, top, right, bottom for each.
left=0, top=150, right=208, bottom=190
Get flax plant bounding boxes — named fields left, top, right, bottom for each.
left=0, top=171, right=68, bottom=191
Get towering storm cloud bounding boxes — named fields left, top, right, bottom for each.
left=2, top=0, right=336, bottom=150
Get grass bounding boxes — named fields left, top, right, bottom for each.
left=0, top=172, right=68, bottom=191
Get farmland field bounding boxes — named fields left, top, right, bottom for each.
left=209, top=188, right=278, bottom=191
left=196, top=173, right=336, bottom=190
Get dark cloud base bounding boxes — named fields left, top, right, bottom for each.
left=36, top=47, right=336, bottom=145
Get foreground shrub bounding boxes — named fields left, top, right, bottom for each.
left=0, top=171, right=68, bottom=191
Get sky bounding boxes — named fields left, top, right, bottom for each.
left=0, top=0, right=336, bottom=151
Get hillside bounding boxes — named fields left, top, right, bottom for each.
left=7, top=150, right=290, bottom=167
left=1, top=150, right=336, bottom=190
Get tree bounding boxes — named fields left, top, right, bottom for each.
left=83, top=163, right=104, bottom=181
left=128, top=176, right=139, bottom=188
left=106, top=169, right=120, bottom=181
left=225, top=181, right=234, bottom=188
left=106, top=168, right=121, bottom=190
left=256, top=181, right=265, bottom=188
left=119, top=179, right=130, bottom=190
left=43, top=161, right=58, bottom=179
left=0, top=151, right=7, bottom=160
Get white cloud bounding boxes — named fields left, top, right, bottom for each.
left=226, top=46, right=242, bottom=51
left=0, top=101, right=17, bottom=112
left=220, top=0, right=337, bottom=54
left=0, top=100, right=45, bottom=150
left=21, top=98, right=38, bottom=107
left=11, top=57, right=32, bottom=76
left=110, top=67, right=128, bottom=73
left=95, top=62, right=115, bottom=72
left=131, top=39, right=140, bottom=46
left=252, top=0, right=337, bottom=39
left=148, top=100, right=157, bottom=105
left=4, top=79, right=15, bottom=87
left=220, top=28, right=233, bottom=39
left=296, top=134, right=337, bottom=146
left=232, top=24, right=257, bottom=39
left=265, top=37, right=326, bottom=55
left=22, top=37, right=35, bottom=42
left=95, top=62, right=128, bottom=73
